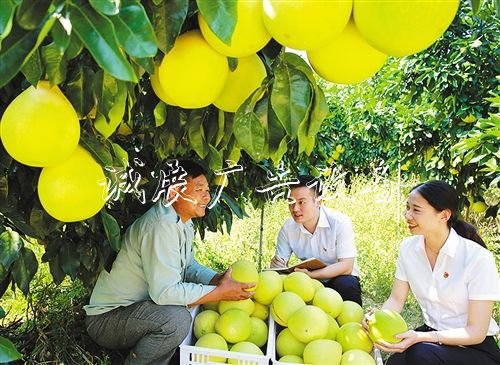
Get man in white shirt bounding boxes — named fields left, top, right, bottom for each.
left=271, top=175, right=362, bottom=305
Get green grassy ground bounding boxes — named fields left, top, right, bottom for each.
left=1, top=175, right=498, bottom=364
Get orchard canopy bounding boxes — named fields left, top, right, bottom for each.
left=0, top=0, right=498, bottom=297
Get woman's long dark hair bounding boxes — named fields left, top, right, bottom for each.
left=411, top=180, right=487, bottom=248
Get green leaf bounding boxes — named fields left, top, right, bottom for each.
left=16, top=0, right=52, bottom=30
left=101, top=211, right=121, bottom=252
left=0, top=336, right=22, bottom=362
left=65, top=32, right=84, bottom=60
left=11, top=247, right=38, bottom=296
left=94, top=79, right=127, bottom=139
left=298, top=85, right=328, bottom=155
left=70, top=3, right=138, bottom=82
left=188, top=110, right=209, bottom=158
left=234, top=85, right=267, bottom=161
left=66, top=64, right=96, bottom=118
left=0, top=0, right=16, bottom=43
left=0, top=13, right=56, bottom=88
left=41, top=42, right=67, bottom=84
left=109, top=0, right=157, bottom=58
left=20, top=49, right=42, bottom=86
left=50, top=18, right=71, bottom=54
left=283, top=52, right=316, bottom=84
left=111, top=142, right=129, bottom=167
left=271, top=61, right=312, bottom=137
left=220, top=191, right=245, bottom=219
left=148, top=0, right=188, bottom=54
left=271, top=136, right=290, bottom=166
left=207, top=145, right=223, bottom=171
left=0, top=307, right=5, bottom=319
left=93, top=70, right=119, bottom=120
left=80, top=129, right=114, bottom=167
left=154, top=101, right=167, bottom=127
left=469, top=0, right=484, bottom=13
left=89, top=0, right=120, bottom=15
left=196, top=0, right=237, bottom=45
left=60, top=243, right=79, bottom=279
left=0, top=230, right=22, bottom=277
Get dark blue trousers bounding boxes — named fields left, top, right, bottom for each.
left=387, top=324, right=500, bottom=365
left=324, top=274, right=362, bottom=306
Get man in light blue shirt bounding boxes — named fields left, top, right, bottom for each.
left=271, top=175, right=362, bottom=305
left=85, top=160, right=254, bottom=364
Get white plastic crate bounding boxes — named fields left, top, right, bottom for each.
left=179, top=305, right=272, bottom=365
left=268, top=312, right=384, bottom=365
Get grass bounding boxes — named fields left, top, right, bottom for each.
left=1, top=175, right=498, bottom=363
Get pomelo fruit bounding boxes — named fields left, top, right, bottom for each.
left=254, top=270, right=283, bottom=305
left=279, top=355, right=304, bottom=363
left=341, top=349, right=376, bottom=365
left=193, top=309, right=219, bottom=339
left=367, top=309, right=408, bottom=344
left=283, top=271, right=315, bottom=302
left=312, top=287, right=344, bottom=318
left=194, top=332, right=228, bottom=363
left=262, top=0, right=352, bottom=51
left=251, top=300, right=269, bottom=320
left=288, top=305, right=330, bottom=343
left=1, top=81, right=80, bottom=167
left=303, top=339, right=342, bottom=365
left=325, top=314, right=340, bottom=341
left=215, top=308, right=252, bottom=343
left=246, top=317, right=268, bottom=347
left=228, top=341, right=263, bottom=364
left=336, top=322, right=373, bottom=353
left=231, top=259, right=259, bottom=291
left=218, top=298, right=255, bottom=315
left=276, top=328, right=306, bottom=358
left=271, top=291, right=306, bottom=327
left=336, top=300, right=364, bottom=325
left=198, top=0, right=271, bottom=57
left=158, top=30, right=228, bottom=108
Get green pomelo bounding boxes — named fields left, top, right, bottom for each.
left=193, top=309, right=219, bottom=339
left=288, top=305, right=330, bottom=343
left=336, top=300, right=364, bottom=325
left=303, top=339, right=342, bottom=365
left=283, top=272, right=315, bottom=302
left=219, top=298, right=255, bottom=315
left=336, top=322, right=373, bottom=353
left=325, top=314, right=340, bottom=340
left=279, top=355, right=304, bottom=363
left=231, top=259, right=259, bottom=290
left=246, top=317, right=268, bottom=347
left=341, top=349, right=376, bottom=365
left=194, top=332, right=228, bottom=363
left=251, top=300, right=269, bottom=320
left=228, top=341, right=263, bottom=365
left=367, top=309, right=408, bottom=344
left=271, top=291, right=306, bottom=326
left=254, top=270, right=283, bottom=305
left=313, top=287, right=344, bottom=318
left=202, top=301, right=219, bottom=312
left=276, top=328, right=307, bottom=358
left=311, top=279, right=325, bottom=292
left=215, top=308, right=252, bottom=343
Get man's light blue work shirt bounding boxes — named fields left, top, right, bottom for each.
left=84, top=202, right=216, bottom=316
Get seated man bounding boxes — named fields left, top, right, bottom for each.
left=271, top=175, right=362, bottom=305
left=84, top=160, right=253, bottom=364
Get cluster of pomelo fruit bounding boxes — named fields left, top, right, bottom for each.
left=0, top=81, right=106, bottom=222
left=191, top=259, right=408, bottom=364
left=154, top=0, right=459, bottom=109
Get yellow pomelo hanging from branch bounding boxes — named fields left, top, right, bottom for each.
left=1, top=81, right=80, bottom=167
left=262, top=0, right=353, bottom=51
left=214, top=54, right=267, bottom=112
left=38, top=146, right=107, bottom=222
left=199, top=0, right=271, bottom=57
left=158, top=30, right=229, bottom=109
left=307, top=20, right=387, bottom=85
left=150, top=66, right=177, bottom=106
left=353, top=0, right=459, bottom=57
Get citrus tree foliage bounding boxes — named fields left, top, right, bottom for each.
left=318, top=2, right=499, bottom=215
left=0, top=0, right=328, bottom=298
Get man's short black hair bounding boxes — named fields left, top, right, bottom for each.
left=293, top=175, right=322, bottom=196
left=177, top=159, right=206, bottom=179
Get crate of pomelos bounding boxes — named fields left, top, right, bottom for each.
left=264, top=271, right=390, bottom=365
left=180, top=259, right=272, bottom=365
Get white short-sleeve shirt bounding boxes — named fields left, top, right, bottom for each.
left=276, top=206, right=360, bottom=276
left=395, top=228, right=500, bottom=335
